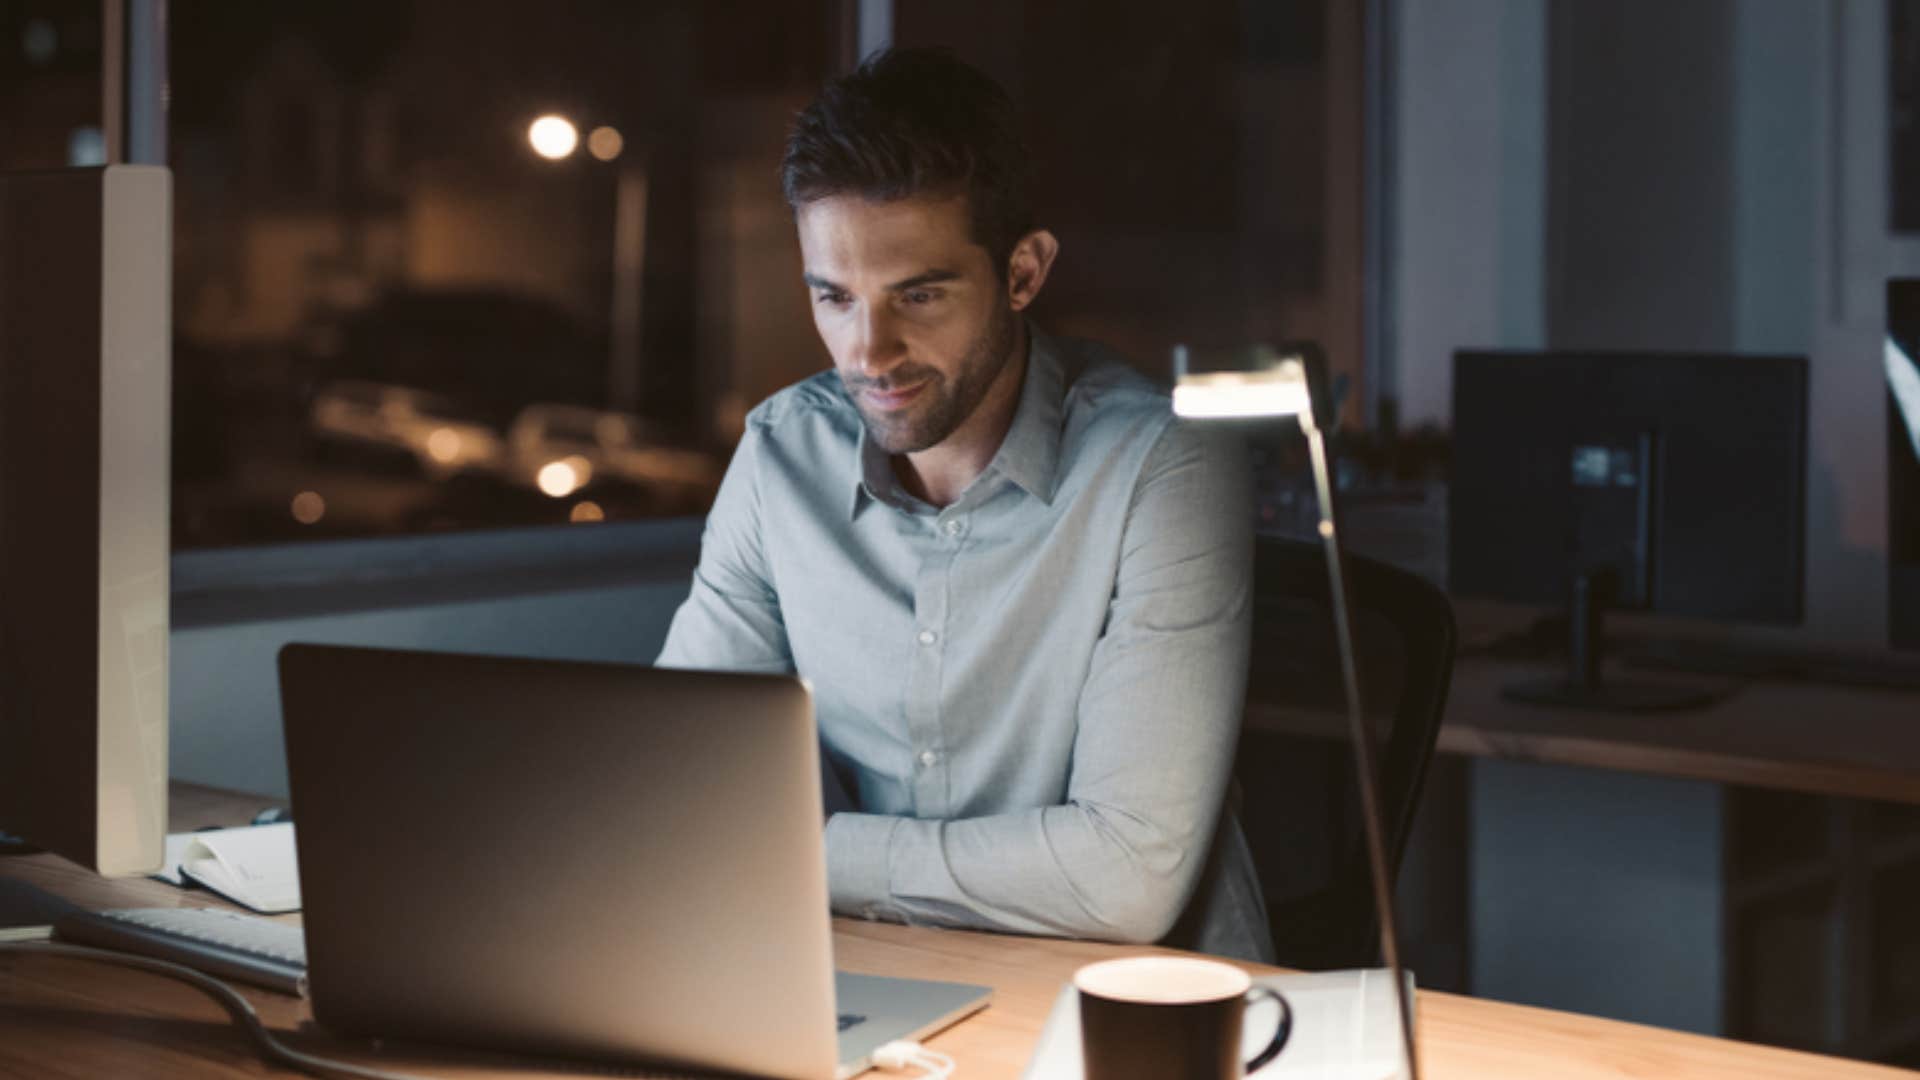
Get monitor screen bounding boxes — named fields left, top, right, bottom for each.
left=1450, top=350, right=1806, bottom=626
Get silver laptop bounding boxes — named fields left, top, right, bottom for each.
left=278, top=644, right=989, bottom=1080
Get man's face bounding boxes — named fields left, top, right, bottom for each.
left=797, top=193, right=1016, bottom=455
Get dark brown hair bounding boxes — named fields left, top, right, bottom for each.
left=781, top=48, right=1035, bottom=277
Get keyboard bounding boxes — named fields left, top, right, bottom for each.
left=53, top=906, right=308, bottom=996
left=52, top=907, right=867, bottom=1032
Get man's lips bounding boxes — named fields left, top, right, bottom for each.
left=862, top=382, right=928, bottom=410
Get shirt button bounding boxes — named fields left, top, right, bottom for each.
left=919, top=750, right=939, bottom=767
left=917, top=629, right=937, bottom=646
left=943, top=518, right=966, bottom=537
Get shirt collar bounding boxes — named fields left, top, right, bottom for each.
left=990, top=322, right=1066, bottom=505
left=847, top=320, right=1069, bottom=518
left=851, top=425, right=899, bottom=518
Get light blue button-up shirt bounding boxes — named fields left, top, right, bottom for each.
left=657, top=325, right=1271, bottom=961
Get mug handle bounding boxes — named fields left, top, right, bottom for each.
left=1242, top=986, right=1293, bottom=1074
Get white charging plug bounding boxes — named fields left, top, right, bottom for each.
left=872, top=1039, right=956, bottom=1078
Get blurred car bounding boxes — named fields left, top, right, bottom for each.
left=310, top=380, right=506, bottom=481
left=506, top=403, right=721, bottom=507
left=296, top=289, right=604, bottom=425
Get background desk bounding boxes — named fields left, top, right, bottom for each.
left=1249, top=654, right=1920, bottom=1064
left=0, top=784, right=1912, bottom=1079
left=1252, top=654, right=1920, bottom=804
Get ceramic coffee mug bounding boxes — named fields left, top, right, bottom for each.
left=1075, top=956, right=1291, bottom=1079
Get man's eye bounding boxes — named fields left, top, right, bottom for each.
left=903, top=290, right=940, bottom=305
left=816, top=292, right=851, bottom=307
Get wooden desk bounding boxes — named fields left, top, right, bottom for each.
left=1, top=784, right=1912, bottom=1080
left=1252, top=654, right=1920, bottom=804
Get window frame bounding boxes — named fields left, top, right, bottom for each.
left=173, top=517, right=703, bottom=630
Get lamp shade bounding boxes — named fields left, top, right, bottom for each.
left=1171, top=362, right=1312, bottom=419
left=1170, top=344, right=1327, bottom=427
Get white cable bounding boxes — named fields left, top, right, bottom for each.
left=873, top=1039, right=956, bottom=1078
left=0, top=942, right=428, bottom=1080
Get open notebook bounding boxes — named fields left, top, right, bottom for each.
left=1021, top=968, right=1413, bottom=1080
left=154, top=823, right=301, bottom=914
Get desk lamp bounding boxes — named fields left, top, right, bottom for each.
left=1172, top=343, right=1420, bottom=1080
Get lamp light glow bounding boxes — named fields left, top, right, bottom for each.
left=528, top=115, right=579, bottom=160
left=1170, top=347, right=1315, bottom=423
left=1171, top=366, right=1312, bottom=419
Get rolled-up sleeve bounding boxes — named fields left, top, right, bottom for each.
left=824, top=421, right=1253, bottom=942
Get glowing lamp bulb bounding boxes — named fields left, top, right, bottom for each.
left=528, top=115, right=579, bottom=160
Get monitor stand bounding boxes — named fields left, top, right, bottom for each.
left=1502, top=569, right=1729, bottom=711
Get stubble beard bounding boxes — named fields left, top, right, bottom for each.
left=849, top=302, right=1018, bottom=455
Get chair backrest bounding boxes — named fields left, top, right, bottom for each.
left=1235, top=533, right=1455, bottom=969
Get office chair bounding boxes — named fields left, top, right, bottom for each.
left=1235, top=534, right=1456, bottom=971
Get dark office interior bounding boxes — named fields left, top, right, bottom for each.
left=5, top=0, right=1920, bottom=1076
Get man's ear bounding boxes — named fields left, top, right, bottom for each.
left=1005, top=229, right=1060, bottom=313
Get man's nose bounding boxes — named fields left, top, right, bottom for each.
left=851, top=306, right=906, bottom=378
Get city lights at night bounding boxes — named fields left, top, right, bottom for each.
left=587, top=125, right=624, bottom=161
left=527, top=114, right=578, bottom=160
left=536, top=457, right=589, bottom=498
left=290, top=491, right=327, bottom=525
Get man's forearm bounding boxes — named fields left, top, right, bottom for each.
left=825, top=796, right=1223, bottom=943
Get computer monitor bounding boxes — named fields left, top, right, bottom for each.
left=0, top=166, right=171, bottom=909
left=1449, top=348, right=1807, bottom=710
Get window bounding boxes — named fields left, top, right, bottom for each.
left=896, top=0, right=1366, bottom=423
left=55, top=0, right=1362, bottom=550
left=169, top=0, right=840, bottom=547
left=0, top=4, right=104, bottom=171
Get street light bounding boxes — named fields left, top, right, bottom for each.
left=587, top=126, right=625, bottom=162
left=526, top=115, right=646, bottom=413
left=528, top=115, right=579, bottom=160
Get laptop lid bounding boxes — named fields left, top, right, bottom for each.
left=279, top=644, right=840, bottom=1080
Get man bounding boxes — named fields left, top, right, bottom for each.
left=657, top=48, right=1270, bottom=962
